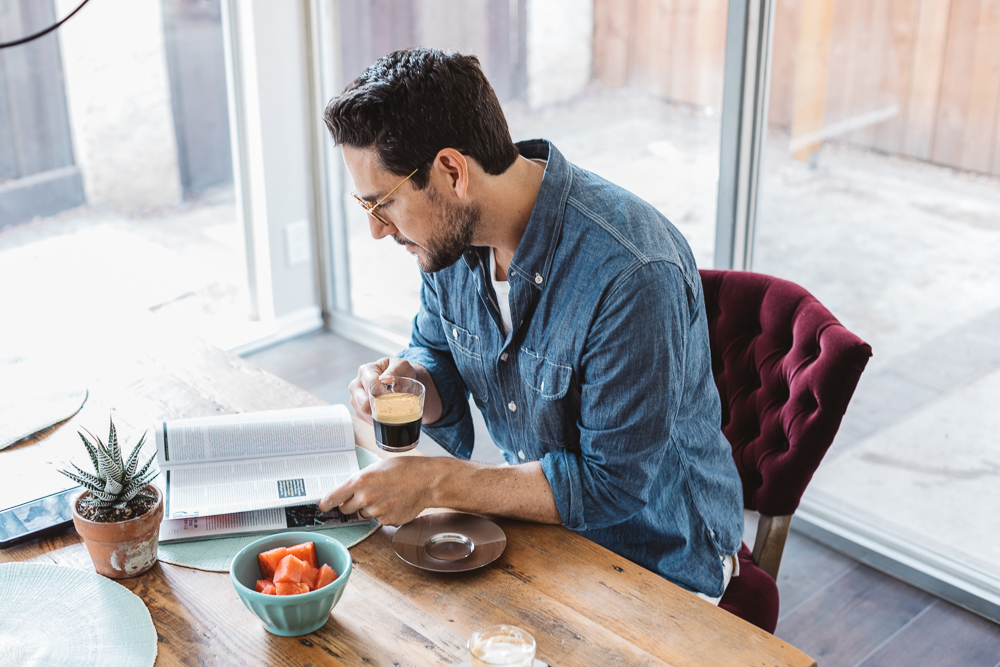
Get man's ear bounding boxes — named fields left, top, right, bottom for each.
left=431, top=148, right=469, bottom=199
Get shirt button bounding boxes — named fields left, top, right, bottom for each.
left=518, top=450, right=526, bottom=460
left=508, top=401, right=517, bottom=412
left=535, top=273, right=543, bottom=284
left=500, top=352, right=508, bottom=361
left=452, top=327, right=458, bottom=339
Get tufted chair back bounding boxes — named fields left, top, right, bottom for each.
left=700, top=270, right=872, bottom=517
left=702, top=270, right=872, bottom=634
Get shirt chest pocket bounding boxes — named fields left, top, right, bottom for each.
left=441, top=315, right=490, bottom=404
left=519, top=348, right=577, bottom=445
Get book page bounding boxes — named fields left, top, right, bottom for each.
left=158, top=504, right=368, bottom=543
left=156, top=405, right=353, bottom=467
left=163, top=449, right=360, bottom=519
left=160, top=507, right=287, bottom=542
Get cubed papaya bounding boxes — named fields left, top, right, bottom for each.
left=257, top=546, right=289, bottom=579
left=273, top=554, right=305, bottom=584
left=261, top=582, right=276, bottom=595
left=315, top=563, right=337, bottom=589
left=255, top=579, right=273, bottom=593
left=287, top=541, right=318, bottom=568
left=300, top=562, right=319, bottom=589
left=275, top=581, right=310, bottom=596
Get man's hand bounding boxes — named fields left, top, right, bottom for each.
left=318, top=456, right=563, bottom=528
left=349, top=357, right=443, bottom=425
left=318, top=456, right=444, bottom=527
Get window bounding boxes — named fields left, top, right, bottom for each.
left=330, top=0, right=727, bottom=339
left=0, top=0, right=254, bottom=349
left=752, top=0, right=1000, bottom=610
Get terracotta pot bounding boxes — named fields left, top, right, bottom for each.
left=71, top=484, right=164, bottom=579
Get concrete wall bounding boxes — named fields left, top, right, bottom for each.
left=526, top=0, right=593, bottom=108
left=56, top=0, right=182, bottom=212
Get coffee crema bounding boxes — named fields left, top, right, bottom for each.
left=371, top=393, right=422, bottom=423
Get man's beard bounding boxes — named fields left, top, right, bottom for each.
left=396, top=195, right=480, bottom=274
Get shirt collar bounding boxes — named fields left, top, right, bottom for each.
left=463, top=139, right=571, bottom=290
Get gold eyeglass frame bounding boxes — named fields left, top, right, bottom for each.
left=351, top=167, right=419, bottom=227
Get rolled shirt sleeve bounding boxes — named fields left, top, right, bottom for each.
left=540, top=261, right=691, bottom=531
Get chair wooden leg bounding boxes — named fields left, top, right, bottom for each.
left=752, top=514, right=793, bottom=581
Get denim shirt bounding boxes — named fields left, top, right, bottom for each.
left=399, top=140, right=744, bottom=597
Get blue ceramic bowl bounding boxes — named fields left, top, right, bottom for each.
left=230, top=531, right=352, bottom=636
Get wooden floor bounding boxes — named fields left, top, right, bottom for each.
left=246, top=329, right=1000, bottom=667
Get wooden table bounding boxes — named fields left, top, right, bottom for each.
left=0, top=315, right=817, bottom=666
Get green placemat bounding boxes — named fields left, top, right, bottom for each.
left=0, top=562, right=157, bottom=667
left=158, top=446, right=382, bottom=572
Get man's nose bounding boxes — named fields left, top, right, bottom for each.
left=369, top=215, right=395, bottom=240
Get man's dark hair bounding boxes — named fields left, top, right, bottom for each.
left=324, top=48, right=519, bottom=189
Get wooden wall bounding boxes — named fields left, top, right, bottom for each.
left=0, top=0, right=75, bottom=182
left=0, top=0, right=85, bottom=227
left=161, top=0, right=233, bottom=196
left=593, top=0, right=1000, bottom=177
left=337, top=0, right=526, bottom=103
left=593, top=0, right=728, bottom=109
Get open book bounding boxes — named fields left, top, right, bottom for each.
left=158, top=503, right=369, bottom=544
left=154, top=405, right=359, bottom=520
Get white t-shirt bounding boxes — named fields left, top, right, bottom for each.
left=489, top=249, right=513, bottom=336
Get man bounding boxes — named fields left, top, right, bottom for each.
left=317, top=48, right=743, bottom=602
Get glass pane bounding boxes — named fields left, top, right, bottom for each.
left=754, top=1, right=1000, bottom=577
left=0, top=0, right=253, bottom=349
left=336, top=0, right=726, bottom=338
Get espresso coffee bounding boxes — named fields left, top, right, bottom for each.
left=372, top=392, right=423, bottom=451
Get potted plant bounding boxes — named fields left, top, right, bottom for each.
left=60, top=417, right=163, bottom=579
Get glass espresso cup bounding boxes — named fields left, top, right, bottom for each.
left=467, top=625, right=536, bottom=667
left=368, top=377, right=425, bottom=452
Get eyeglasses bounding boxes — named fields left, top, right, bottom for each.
left=351, top=168, right=419, bottom=227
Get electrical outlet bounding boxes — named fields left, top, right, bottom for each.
left=284, top=220, right=312, bottom=267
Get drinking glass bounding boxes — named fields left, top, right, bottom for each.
left=467, top=625, right=536, bottom=666
left=367, top=377, right=425, bottom=452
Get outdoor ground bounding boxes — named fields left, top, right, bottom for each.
left=3, top=87, right=999, bottom=589
left=0, top=186, right=254, bottom=351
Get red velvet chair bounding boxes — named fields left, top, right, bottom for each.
left=700, top=270, right=872, bottom=633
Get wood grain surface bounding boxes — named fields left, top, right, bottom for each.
left=591, top=0, right=1000, bottom=177
left=0, top=314, right=816, bottom=667
left=790, top=0, right=834, bottom=161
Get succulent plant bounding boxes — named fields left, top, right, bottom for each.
left=60, top=417, right=158, bottom=518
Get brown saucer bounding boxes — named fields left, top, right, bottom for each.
left=392, top=512, right=506, bottom=572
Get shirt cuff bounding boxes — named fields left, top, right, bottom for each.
left=540, top=450, right=586, bottom=530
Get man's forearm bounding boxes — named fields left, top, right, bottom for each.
left=428, top=458, right=563, bottom=525
left=320, top=447, right=562, bottom=526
